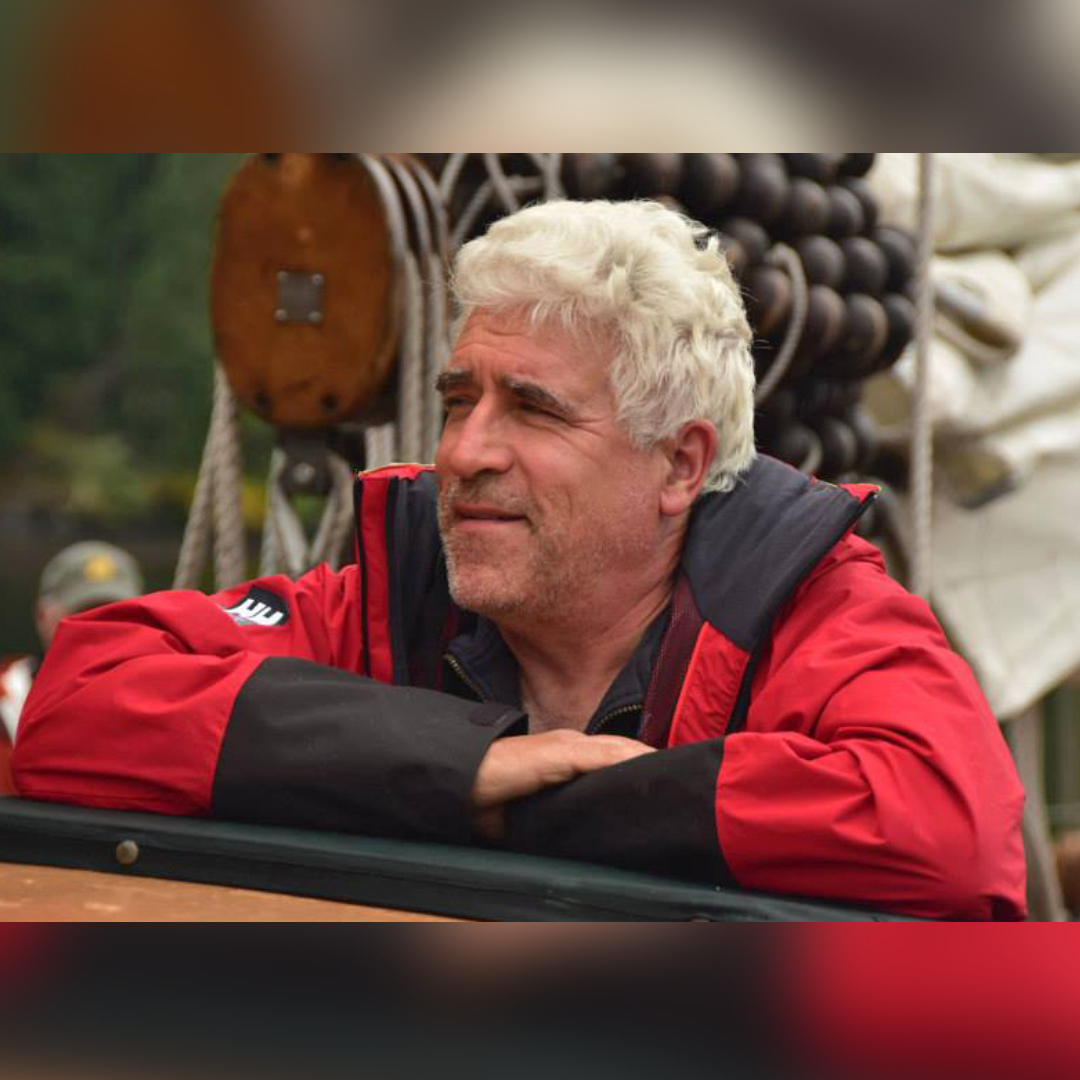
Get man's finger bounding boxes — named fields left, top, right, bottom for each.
left=473, top=732, right=655, bottom=810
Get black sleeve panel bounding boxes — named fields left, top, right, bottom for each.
left=503, top=740, right=735, bottom=886
left=213, top=657, right=526, bottom=844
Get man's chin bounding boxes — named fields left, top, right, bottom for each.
left=447, top=566, right=528, bottom=619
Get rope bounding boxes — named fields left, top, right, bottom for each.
left=262, top=446, right=356, bottom=578
left=172, top=399, right=215, bottom=589
left=264, top=451, right=308, bottom=579
left=425, top=250, right=450, bottom=461
left=309, top=453, right=356, bottom=569
left=397, top=251, right=426, bottom=463
left=210, top=367, right=246, bottom=589
left=439, top=153, right=470, bottom=205
left=799, top=430, right=824, bottom=478
left=529, top=153, right=565, bottom=200
left=754, top=243, right=809, bottom=407
left=172, top=366, right=246, bottom=591
left=258, top=450, right=283, bottom=577
left=365, top=424, right=397, bottom=470
left=450, top=175, right=544, bottom=251
left=910, top=152, right=937, bottom=601
left=484, top=153, right=523, bottom=215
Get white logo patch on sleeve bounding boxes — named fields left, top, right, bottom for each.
left=223, top=587, right=290, bottom=628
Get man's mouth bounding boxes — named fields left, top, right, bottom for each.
left=453, top=505, right=529, bottom=527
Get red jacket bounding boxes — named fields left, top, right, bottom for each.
left=12, top=457, right=1027, bottom=919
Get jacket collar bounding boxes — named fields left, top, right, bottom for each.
left=445, top=606, right=671, bottom=729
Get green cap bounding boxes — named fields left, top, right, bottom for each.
left=38, top=542, right=144, bottom=614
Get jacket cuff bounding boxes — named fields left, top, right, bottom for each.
left=503, top=739, right=735, bottom=885
left=213, top=656, right=525, bottom=845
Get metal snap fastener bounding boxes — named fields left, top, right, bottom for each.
left=115, top=840, right=140, bottom=867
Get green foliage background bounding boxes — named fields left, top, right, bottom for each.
left=0, top=152, right=255, bottom=524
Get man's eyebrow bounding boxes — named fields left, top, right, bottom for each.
left=501, top=377, right=578, bottom=417
left=434, top=370, right=475, bottom=395
left=435, top=370, right=579, bottom=418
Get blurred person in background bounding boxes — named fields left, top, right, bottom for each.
left=0, top=542, right=143, bottom=795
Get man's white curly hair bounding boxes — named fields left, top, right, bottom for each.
left=451, top=199, right=756, bottom=494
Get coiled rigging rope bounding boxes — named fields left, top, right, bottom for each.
left=753, top=243, right=809, bottom=408
left=173, top=365, right=246, bottom=591
left=910, top=152, right=937, bottom=601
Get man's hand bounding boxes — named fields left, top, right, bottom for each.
left=471, top=731, right=655, bottom=841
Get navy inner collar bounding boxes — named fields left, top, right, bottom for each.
left=445, top=604, right=672, bottom=724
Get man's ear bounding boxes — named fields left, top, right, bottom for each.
left=659, top=420, right=718, bottom=518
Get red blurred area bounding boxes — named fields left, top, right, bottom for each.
left=24, top=0, right=299, bottom=149
left=0, top=924, right=62, bottom=996
left=791, top=926, right=1077, bottom=1080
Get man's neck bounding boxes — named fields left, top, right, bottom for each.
left=497, top=569, right=677, bottom=734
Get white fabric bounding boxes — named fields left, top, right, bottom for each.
left=933, top=250, right=1032, bottom=367
left=892, top=458, right=1080, bottom=721
left=865, top=153, right=1080, bottom=716
left=0, top=659, right=33, bottom=745
left=870, top=153, right=1080, bottom=253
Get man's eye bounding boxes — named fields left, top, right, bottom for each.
left=520, top=402, right=558, bottom=419
left=442, top=397, right=472, bottom=411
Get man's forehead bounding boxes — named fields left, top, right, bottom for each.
left=447, top=311, right=609, bottom=391
left=452, top=314, right=576, bottom=365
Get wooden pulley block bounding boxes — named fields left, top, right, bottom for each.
left=744, top=265, right=794, bottom=339
left=795, top=379, right=832, bottom=420
left=877, top=293, right=918, bottom=370
left=562, top=154, right=622, bottom=200
left=813, top=415, right=860, bottom=478
left=846, top=405, right=881, bottom=474
left=795, top=236, right=846, bottom=290
left=778, top=178, right=831, bottom=237
left=619, top=154, right=685, bottom=198
left=814, top=380, right=861, bottom=417
left=791, top=285, right=847, bottom=377
left=830, top=293, right=889, bottom=377
left=211, top=153, right=400, bottom=429
left=680, top=154, right=741, bottom=221
left=840, top=237, right=890, bottom=296
left=839, top=154, right=877, bottom=178
left=733, top=155, right=790, bottom=225
left=752, top=342, right=779, bottom=392
left=720, top=237, right=749, bottom=279
left=762, top=386, right=798, bottom=426
left=721, top=218, right=771, bottom=272
left=873, top=227, right=918, bottom=293
left=784, top=154, right=844, bottom=184
left=826, top=186, right=867, bottom=239
left=839, top=177, right=879, bottom=233
left=772, top=422, right=822, bottom=474
left=654, top=196, right=690, bottom=216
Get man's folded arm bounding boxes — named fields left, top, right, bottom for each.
left=12, top=566, right=524, bottom=844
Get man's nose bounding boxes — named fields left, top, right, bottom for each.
left=436, top=405, right=514, bottom=479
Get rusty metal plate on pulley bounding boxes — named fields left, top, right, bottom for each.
left=275, top=270, right=326, bottom=325
left=211, top=153, right=399, bottom=429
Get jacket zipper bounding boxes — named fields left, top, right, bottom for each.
left=447, top=651, right=643, bottom=738
left=444, top=652, right=490, bottom=703
left=588, top=703, right=643, bottom=736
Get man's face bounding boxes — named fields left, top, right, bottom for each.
left=435, top=311, right=667, bottom=623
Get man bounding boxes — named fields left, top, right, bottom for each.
left=1, top=542, right=143, bottom=795
left=13, top=201, right=1026, bottom=919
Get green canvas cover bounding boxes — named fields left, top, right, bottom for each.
left=0, top=797, right=907, bottom=921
